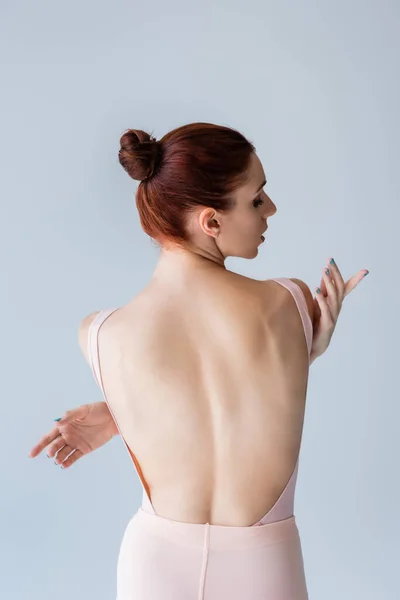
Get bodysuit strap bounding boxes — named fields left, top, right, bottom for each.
left=251, top=278, right=313, bottom=526
left=87, top=309, right=156, bottom=515
left=270, top=278, right=313, bottom=358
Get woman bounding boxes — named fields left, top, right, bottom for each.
left=29, top=122, right=368, bottom=599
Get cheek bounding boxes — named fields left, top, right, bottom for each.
left=245, top=214, right=261, bottom=235
left=240, top=219, right=258, bottom=240
left=223, top=211, right=258, bottom=241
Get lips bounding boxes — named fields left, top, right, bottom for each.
left=260, top=227, right=267, bottom=242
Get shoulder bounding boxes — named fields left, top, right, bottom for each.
left=78, top=311, right=102, bottom=366
left=262, top=278, right=314, bottom=325
left=288, top=278, right=314, bottom=324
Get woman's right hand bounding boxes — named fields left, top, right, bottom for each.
left=28, top=401, right=118, bottom=469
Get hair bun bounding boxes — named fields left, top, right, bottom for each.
left=118, top=129, right=162, bottom=181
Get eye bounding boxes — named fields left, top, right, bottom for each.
left=253, top=197, right=264, bottom=208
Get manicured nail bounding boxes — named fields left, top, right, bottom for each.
left=46, top=454, right=50, bottom=458
left=330, top=258, right=335, bottom=265
left=363, top=270, right=369, bottom=277
left=325, top=268, right=330, bottom=275
left=54, top=418, right=61, bottom=422
left=316, top=288, right=321, bottom=294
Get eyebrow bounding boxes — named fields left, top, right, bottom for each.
left=254, top=178, right=267, bottom=194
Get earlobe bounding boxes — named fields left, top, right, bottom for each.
left=211, top=224, right=221, bottom=239
left=200, top=209, right=220, bottom=238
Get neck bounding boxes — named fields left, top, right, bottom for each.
left=152, top=243, right=226, bottom=285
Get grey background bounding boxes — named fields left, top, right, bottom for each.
left=2, top=0, right=398, bottom=598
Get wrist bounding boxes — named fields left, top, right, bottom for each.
left=99, top=402, right=119, bottom=437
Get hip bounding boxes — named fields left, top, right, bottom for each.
left=116, top=508, right=308, bottom=600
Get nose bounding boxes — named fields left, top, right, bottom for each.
left=263, top=193, right=277, bottom=219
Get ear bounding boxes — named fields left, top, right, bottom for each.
left=198, top=207, right=220, bottom=238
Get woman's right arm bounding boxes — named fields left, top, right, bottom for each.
left=299, top=258, right=369, bottom=364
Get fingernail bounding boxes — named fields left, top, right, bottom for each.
left=54, top=418, right=61, bottom=422
left=363, top=270, right=369, bottom=277
left=325, top=268, right=330, bottom=275
left=46, top=454, right=50, bottom=458
left=330, top=258, right=335, bottom=265
left=316, top=288, right=321, bottom=294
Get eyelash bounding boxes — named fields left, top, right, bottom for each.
left=253, top=197, right=264, bottom=207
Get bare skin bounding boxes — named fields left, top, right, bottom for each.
left=29, top=402, right=118, bottom=462
left=29, top=259, right=367, bottom=471
left=29, top=153, right=368, bottom=526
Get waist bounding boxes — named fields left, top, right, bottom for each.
left=131, top=507, right=299, bottom=550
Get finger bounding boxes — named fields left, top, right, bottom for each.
left=314, top=288, right=334, bottom=328
left=46, top=435, right=68, bottom=459
left=60, top=449, right=84, bottom=470
left=344, top=270, right=369, bottom=298
left=322, top=266, right=340, bottom=316
left=319, top=276, right=328, bottom=296
left=318, top=266, right=331, bottom=297
left=54, top=444, right=75, bottom=464
left=327, top=258, right=345, bottom=298
left=319, top=259, right=342, bottom=297
left=29, top=426, right=63, bottom=458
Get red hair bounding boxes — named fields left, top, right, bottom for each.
left=118, top=122, right=256, bottom=247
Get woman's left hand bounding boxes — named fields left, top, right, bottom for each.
left=28, top=401, right=118, bottom=469
left=310, top=258, right=369, bottom=363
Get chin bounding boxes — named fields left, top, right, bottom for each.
left=248, top=247, right=259, bottom=259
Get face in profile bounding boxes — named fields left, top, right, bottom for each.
left=214, top=153, right=277, bottom=259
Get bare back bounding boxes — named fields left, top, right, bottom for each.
left=86, top=269, right=313, bottom=526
